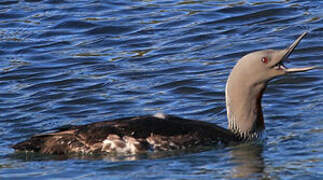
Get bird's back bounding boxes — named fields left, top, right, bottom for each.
left=13, top=114, right=239, bottom=154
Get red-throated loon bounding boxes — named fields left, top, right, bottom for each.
left=13, top=32, right=315, bottom=155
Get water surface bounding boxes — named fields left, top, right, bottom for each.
left=0, top=0, right=322, bottom=179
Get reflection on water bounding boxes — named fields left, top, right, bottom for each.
left=10, top=146, right=212, bottom=162
left=230, top=143, right=265, bottom=179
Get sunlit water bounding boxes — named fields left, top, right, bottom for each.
left=0, top=0, right=322, bottom=179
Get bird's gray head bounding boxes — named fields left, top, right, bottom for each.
left=225, top=32, right=315, bottom=140
left=231, top=32, right=314, bottom=85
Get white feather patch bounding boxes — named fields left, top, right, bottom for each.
left=153, top=113, right=166, bottom=119
left=102, top=134, right=144, bottom=154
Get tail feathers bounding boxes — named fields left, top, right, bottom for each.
left=12, top=136, right=48, bottom=152
left=13, top=134, right=86, bottom=154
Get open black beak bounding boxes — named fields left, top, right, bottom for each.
left=279, top=32, right=316, bottom=73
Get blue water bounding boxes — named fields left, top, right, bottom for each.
left=0, top=0, right=322, bottom=179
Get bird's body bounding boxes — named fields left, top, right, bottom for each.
left=12, top=32, right=315, bottom=155
left=13, top=114, right=240, bottom=154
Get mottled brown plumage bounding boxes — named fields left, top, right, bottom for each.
left=13, top=115, right=239, bottom=154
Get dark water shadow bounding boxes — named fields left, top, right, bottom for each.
left=8, top=145, right=216, bottom=162
left=229, top=143, right=266, bottom=179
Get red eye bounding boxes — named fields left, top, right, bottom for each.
left=261, top=57, right=268, bottom=64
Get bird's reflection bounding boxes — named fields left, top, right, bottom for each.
left=10, top=148, right=202, bottom=162
left=230, top=143, right=265, bottom=178
left=11, top=143, right=266, bottom=179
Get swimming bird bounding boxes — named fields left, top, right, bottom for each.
left=13, top=32, right=315, bottom=155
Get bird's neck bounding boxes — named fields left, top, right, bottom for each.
left=225, top=80, right=265, bottom=141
